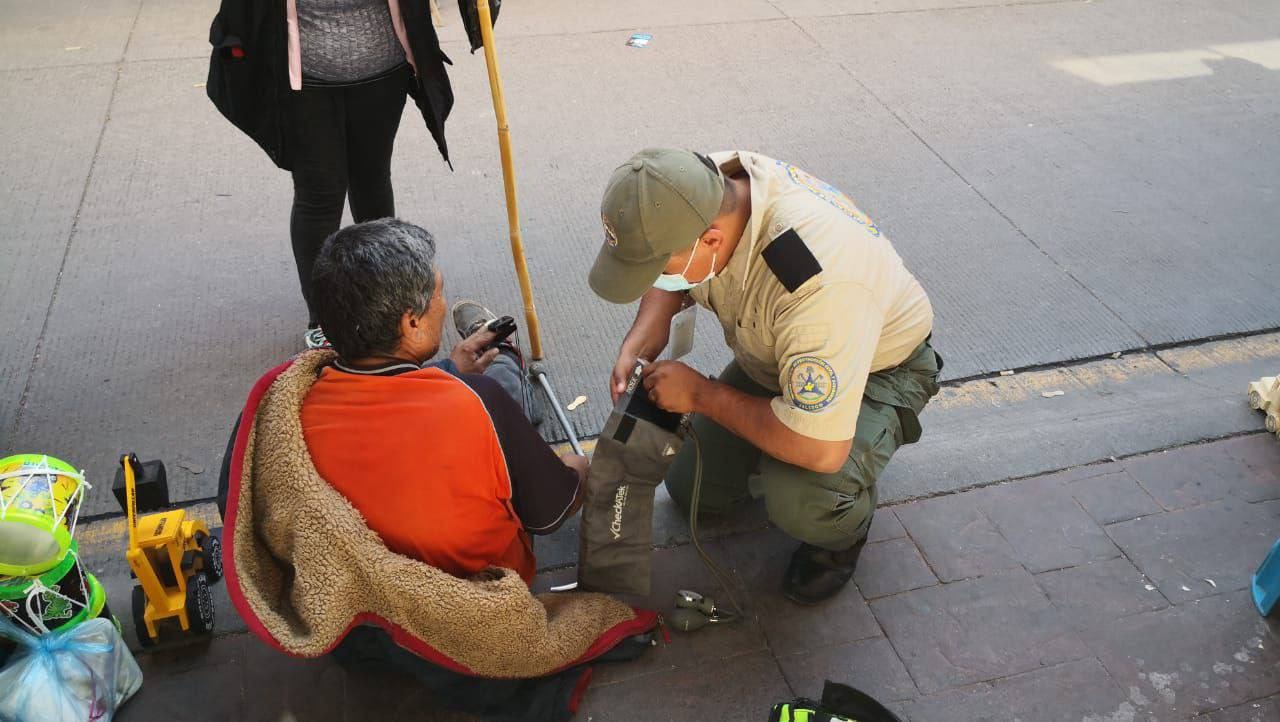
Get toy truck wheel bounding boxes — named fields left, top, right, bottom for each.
left=1249, top=388, right=1263, bottom=410
left=132, top=586, right=156, bottom=648
left=199, top=533, right=224, bottom=582
left=1267, top=411, right=1279, bottom=434
left=186, top=573, right=215, bottom=635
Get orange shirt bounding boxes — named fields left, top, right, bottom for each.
left=300, top=365, right=535, bottom=584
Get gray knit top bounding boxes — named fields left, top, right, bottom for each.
left=298, top=0, right=406, bottom=83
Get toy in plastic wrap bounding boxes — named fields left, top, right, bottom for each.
left=0, top=616, right=142, bottom=722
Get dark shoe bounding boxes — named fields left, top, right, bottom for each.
left=781, top=539, right=867, bottom=605
left=451, top=299, right=497, bottom=339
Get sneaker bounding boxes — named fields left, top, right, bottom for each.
left=451, top=299, right=498, bottom=339
left=304, top=326, right=331, bottom=350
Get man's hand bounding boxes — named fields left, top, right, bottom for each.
left=450, top=325, right=500, bottom=374
left=608, top=288, right=687, bottom=402
left=692, top=379, right=854, bottom=474
left=560, top=453, right=589, bottom=484
left=641, top=360, right=710, bottom=414
left=610, top=347, right=648, bottom=403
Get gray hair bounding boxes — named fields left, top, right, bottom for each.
left=310, top=218, right=438, bottom=359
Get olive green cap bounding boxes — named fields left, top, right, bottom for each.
left=590, top=148, right=725, bottom=304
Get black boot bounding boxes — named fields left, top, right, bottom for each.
left=782, top=538, right=867, bottom=605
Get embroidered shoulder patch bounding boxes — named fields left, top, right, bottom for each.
left=762, top=229, right=821, bottom=293
left=775, top=160, right=882, bottom=237
left=787, top=357, right=838, bottom=412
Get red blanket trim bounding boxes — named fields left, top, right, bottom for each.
left=553, top=608, right=660, bottom=673
left=222, top=359, right=660, bottom=674
left=568, top=667, right=594, bottom=713
left=222, top=359, right=295, bottom=656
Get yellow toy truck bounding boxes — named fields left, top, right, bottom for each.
left=1248, top=376, right=1280, bottom=438
left=113, top=454, right=221, bottom=647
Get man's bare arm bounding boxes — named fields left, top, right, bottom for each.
left=610, top=288, right=686, bottom=401
left=642, top=361, right=851, bottom=474
left=698, top=380, right=852, bottom=474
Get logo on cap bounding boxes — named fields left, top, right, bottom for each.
left=602, top=214, right=619, bottom=247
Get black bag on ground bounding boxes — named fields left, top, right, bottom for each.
left=578, top=366, right=686, bottom=596
left=768, top=680, right=904, bottom=722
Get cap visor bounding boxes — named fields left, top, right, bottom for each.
left=589, top=248, right=670, bottom=304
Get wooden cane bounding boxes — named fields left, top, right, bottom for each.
left=476, top=0, right=544, bottom=360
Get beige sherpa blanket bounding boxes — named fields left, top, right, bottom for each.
left=223, top=350, right=650, bottom=678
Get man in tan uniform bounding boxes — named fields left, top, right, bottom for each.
left=589, top=148, right=942, bottom=603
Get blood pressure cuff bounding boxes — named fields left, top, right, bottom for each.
left=577, top=379, right=686, bottom=596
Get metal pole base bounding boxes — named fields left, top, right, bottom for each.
left=529, top=362, right=584, bottom=456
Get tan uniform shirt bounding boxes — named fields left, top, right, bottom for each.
left=689, top=152, right=934, bottom=442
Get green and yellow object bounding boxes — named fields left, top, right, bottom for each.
left=0, top=454, right=88, bottom=576
left=770, top=702, right=856, bottom=722
left=0, top=540, right=103, bottom=634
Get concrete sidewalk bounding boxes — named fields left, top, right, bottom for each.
left=111, top=433, right=1280, bottom=721
left=2, top=0, right=1278, bottom=718
left=5, top=0, right=1280, bottom=521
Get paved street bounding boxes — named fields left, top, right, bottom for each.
left=111, top=434, right=1280, bottom=721
left=2, top=0, right=1279, bottom=720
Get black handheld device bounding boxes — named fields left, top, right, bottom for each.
left=483, top=315, right=517, bottom=350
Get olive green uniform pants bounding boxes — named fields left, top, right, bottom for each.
left=665, top=340, right=943, bottom=551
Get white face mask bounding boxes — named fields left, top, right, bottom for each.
left=653, top=239, right=717, bottom=293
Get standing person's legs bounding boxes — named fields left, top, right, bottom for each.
left=289, top=87, right=349, bottom=325
left=344, top=67, right=409, bottom=223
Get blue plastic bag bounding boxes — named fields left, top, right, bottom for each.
left=0, top=616, right=142, bottom=722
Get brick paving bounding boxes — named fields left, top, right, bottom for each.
left=117, top=434, right=1280, bottom=721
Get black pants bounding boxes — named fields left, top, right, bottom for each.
left=330, top=627, right=588, bottom=722
left=289, top=65, right=410, bottom=324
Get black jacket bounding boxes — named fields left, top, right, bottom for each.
left=206, top=0, right=499, bottom=171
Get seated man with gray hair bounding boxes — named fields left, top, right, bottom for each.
left=297, top=218, right=587, bottom=584
left=220, top=217, right=588, bottom=583
left=216, top=218, right=656, bottom=718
